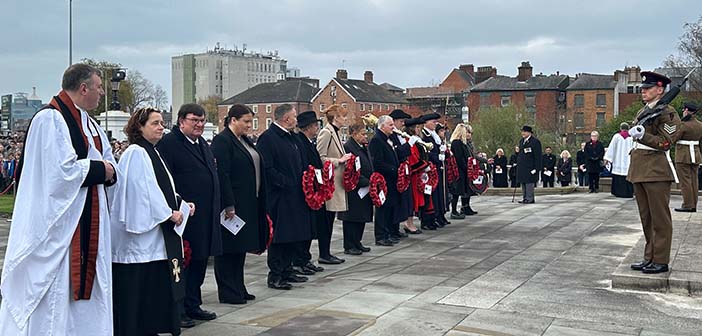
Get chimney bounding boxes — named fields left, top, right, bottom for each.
left=336, top=69, right=348, bottom=80
left=459, top=64, right=475, bottom=76
left=517, top=61, right=533, bottom=81
left=364, top=70, right=374, bottom=84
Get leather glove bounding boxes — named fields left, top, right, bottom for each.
left=629, top=125, right=645, bottom=139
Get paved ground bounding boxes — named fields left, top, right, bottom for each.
left=2, top=192, right=702, bottom=335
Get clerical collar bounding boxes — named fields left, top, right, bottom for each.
left=274, top=122, right=290, bottom=134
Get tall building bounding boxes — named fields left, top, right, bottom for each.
left=171, top=43, right=288, bottom=118
left=1, top=88, right=43, bottom=131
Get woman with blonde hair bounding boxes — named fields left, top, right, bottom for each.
left=557, top=150, right=573, bottom=187
left=449, top=123, right=488, bottom=217
left=316, top=104, right=353, bottom=264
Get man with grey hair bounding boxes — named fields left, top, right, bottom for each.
left=0, top=63, right=117, bottom=335
left=256, top=104, right=313, bottom=290
left=368, top=115, right=400, bottom=246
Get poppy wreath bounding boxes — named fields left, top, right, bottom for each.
left=183, top=240, right=192, bottom=269
left=396, top=161, right=411, bottom=193
left=343, top=154, right=360, bottom=191
left=369, top=172, right=388, bottom=207
left=467, top=157, right=482, bottom=181
left=416, top=162, right=439, bottom=194
left=302, top=165, right=326, bottom=210
left=446, top=152, right=459, bottom=184
left=321, top=160, right=335, bottom=200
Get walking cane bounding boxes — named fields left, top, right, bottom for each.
left=511, top=183, right=518, bottom=203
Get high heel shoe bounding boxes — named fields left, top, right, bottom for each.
left=403, top=227, right=422, bottom=234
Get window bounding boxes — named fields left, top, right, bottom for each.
left=480, top=93, right=490, bottom=107
left=341, top=103, right=348, bottom=109
left=360, top=103, right=365, bottom=111
left=320, top=104, right=326, bottom=111
left=525, top=93, right=536, bottom=108
left=369, top=104, right=374, bottom=112
left=266, top=118, right=272, bottom=129
left=253, top=118, right=259, bottom=130
left=627, top=86, right=634, bottom=94
left=384, top=104, right=389, bottom=110
left=575, top=112, right=585, bottom=128
left=252, top=105, right=258, bottom=113
left=500, top=94, right=511, bottom=107
left=596, top=94, right=606, bottom=107
left=574, top=94, right=584, bottom=108
left=266, top=105, right=272, bottom=113
left=596, top=112, right=605, bottom=128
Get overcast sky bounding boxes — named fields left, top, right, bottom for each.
left=1, top=0, right=699, bottom=104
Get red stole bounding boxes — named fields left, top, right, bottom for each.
left=49, top=91, right=103, bottom=300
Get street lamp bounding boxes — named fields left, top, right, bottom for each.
left=461, top=106, right=469, bottom=123
left=110, top=69, right=127, bottom=111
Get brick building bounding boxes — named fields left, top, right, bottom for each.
left=217, top=77, right=320, bottom=135
left=467, top=62, right=569, bottom=130
left=565, top=73, right=618, bottom=142
left=311, top=69, right=409, bottom=126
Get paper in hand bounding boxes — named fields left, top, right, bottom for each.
left=174, top=200, right=190, bottom=237
left=358, top=186, right=370, bottom=199
left=220, top=210, right=246, bottom=236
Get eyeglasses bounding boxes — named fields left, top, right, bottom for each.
left=185, top=117, right=206, bottom=125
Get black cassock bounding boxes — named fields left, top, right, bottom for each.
left=492, top=155, right=509, bottom=188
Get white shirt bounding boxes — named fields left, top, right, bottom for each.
left=274, top=121, right=291, bottom=134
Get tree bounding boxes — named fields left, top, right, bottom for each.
left=598, top=95, right=687, bottom=145
left=197, top=95, right=221, bottom=124
left=152, top=85, right=168, bottom=110
left=665, top=15, right=702, bottom=93
left=470, top=105, right=527, bottom=157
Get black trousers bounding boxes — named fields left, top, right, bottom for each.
left=214, top=252, right=248, bottom=302
left=450, top=193, right=461, bottom=213
left=319, top=211, right=335, bottom=259
left=292, top=240, right=312, bottom=267
left=588, top=172, right=600, bottom=191
left=419, top=194, right=435, bottom=226
left=578, top=171, right=589, bottom=186
left=267, top=242, right=295, bottom=282
left=343, top=221, right=366, bottom=250
left=184, top=257, right=208, bottom=313
left=374, top=205, right=394, bottom=241
left=542, top=177, right=554, bottom=188
left=460, top=195, right=471, bottom=212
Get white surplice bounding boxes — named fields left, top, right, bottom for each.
left=109, top=144, right=174, bottom=264
left=0, top=107, right=116, bottom=335
left=604, top=132, right=634, bottom=176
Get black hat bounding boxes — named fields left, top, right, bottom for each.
left=640, top=71, right=672, bottom=89
left=436, top=123, right=446, bottom=132
left=684, top=102, right=699, bottom=113
left=421, top=113, right=441, bottom=122
left=297, top=110, right=320, bottom=128
left=389, top=109, right=411, bottom=120
left=521, top=125, right=533, bottom=133
left=404, top=117, right=425, bottom=127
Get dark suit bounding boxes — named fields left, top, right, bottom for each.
left=338, top=138, right=373, bottom=250
left=541, top=153, right=556, bottom=188
left=422, top=129, right=448, bottom=222
left=517, top=136, right=542, bottom=202
left=584, top=140, right=605, bottom=192
left=368, top=129, right=400, bottom=242
left=210, top=127, right=269, bottom=302
left=157, top=126, right=223, bottom=314
left=256, top=123, right=312, bottom=283
left=576, top=150, right=589, bottom=186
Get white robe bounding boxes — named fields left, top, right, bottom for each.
left=0, top=107, right=116, bottom=336
left=604, top=133, right=634, bottom=176
left=110, top=144, right=174, bottom=264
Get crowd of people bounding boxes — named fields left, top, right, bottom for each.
left=1, top=63, right=699, bottom=336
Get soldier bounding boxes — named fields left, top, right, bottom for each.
left=674, top=102, right=702, bottom=212
left=628, top=71, right=683, bottom=274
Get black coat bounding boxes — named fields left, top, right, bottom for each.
left=368, top=129, right=400, bottom=207
left=584, top=141, right=605, bottom=173
left=541, top=153, right=557, bottom=181
left=450, top=139, right=470, bottom=195
left=256, top=124, right=312, bottom=244
left=576, top=150, right=587, bottom=172
left=338, top=138, right=373, bottom=223
left=157, top=127, right=222, bottom=259
left=557, top=157, right=573, bottom=183
left=211, top=127, right=269, bottom=254
left=517, top=136, right=543, bottom=184
left=508, top=152, right=519, bottom=182
left=492, top=155, right=509, bottom=187
left=294, top=131, right=326, bottom=238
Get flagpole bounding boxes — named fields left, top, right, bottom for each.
left=69, top=0, right=73, bottom=65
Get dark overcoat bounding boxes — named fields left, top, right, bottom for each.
left=256, top=124, right=312, bottom=244
left=517, top=136, right=543, bottom=184
left=338, top=138, right=374, bottom=223
left=368, top=129, right=400, bottom=207
left=294, top=131, right=327, bottom=239
left=584, top=140, right=605, bottom=174
left=157, top=127, right=222, bottom=259
left=210, top=127, right=269, bottom=254
left=450, top=139, right=470, bottom=195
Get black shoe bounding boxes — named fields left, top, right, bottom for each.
left=244, top=293, right=256, bottom=300
left=435, top=221, right=445, bottom=228
left=450, top=212, right=465, bottom=219
left=468, top=208, right=478, bottom=215
left=630, top=260, right=652, bottom=271
left=642, top=263, right=669, bottom=274
left=375, top=239, right=394, bottom=246
left=305, top=262, right=324, bottom=272
left=358, top=244, right=371, bottom=252
left=404, top=227, right=422, bottom=234
left=344, top=248, right=362, bottom=255
left=674, top=207, right=696, bottom=212
left=397, top=231, right=409, bottom=238
left=187, top=307, right=217, bottom=321
left=268, top=279, right=293, bottom=290
left=219, top=297, right=246, bottom=304
left=388, top=237, right=400, bottom=244
left=330, top=255, right=346, bottom=263
left=180, top=314, right=196, bottom=328
left=292, top=265, right=315, bottom=275
left=421, top=224, right=437, bottom=230
left=286, top=274, right=308, bottom=283
left=318, top=256, right=343, bottom=265
left=589, top=190, right=595, bottom=193
left=464, top=209, right=476, bottom=216
left=518, top=200, right=526, bottom=204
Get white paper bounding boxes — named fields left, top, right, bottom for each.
left=495, top=167, right=503, bottom=174
left=175, top=200, right=190, bottom=237
left=327, top=163, right=333, bottom=179
left=424, top=185, right=433, bottom=195
left=474, top=176, right=484, bottom=185
left=544, top=170, right=553, bottom=177
left=315, top=169, right=323, bottom=184
left=355, top=156, right=361, bottom=171
left=439, top=154, right=445, bottom=161
left=220, top=210, right=246, bottom=236
left=440, top=144, right=447, bottom=152
left=405, top=165, right=409, bottom=175
left=583, top=168, right=587, bottom=172
left=378, top=190, right=386, bottom=205
left=358, top=186, right=370, bottom=199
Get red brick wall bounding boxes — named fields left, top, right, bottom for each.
left=218, top=102, right=314, bottom=136
left=466, top=90, right=562, bottom=131
left=566, top=89, right=615, bottom=136
left=439, top=70, right=471, bottom=93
